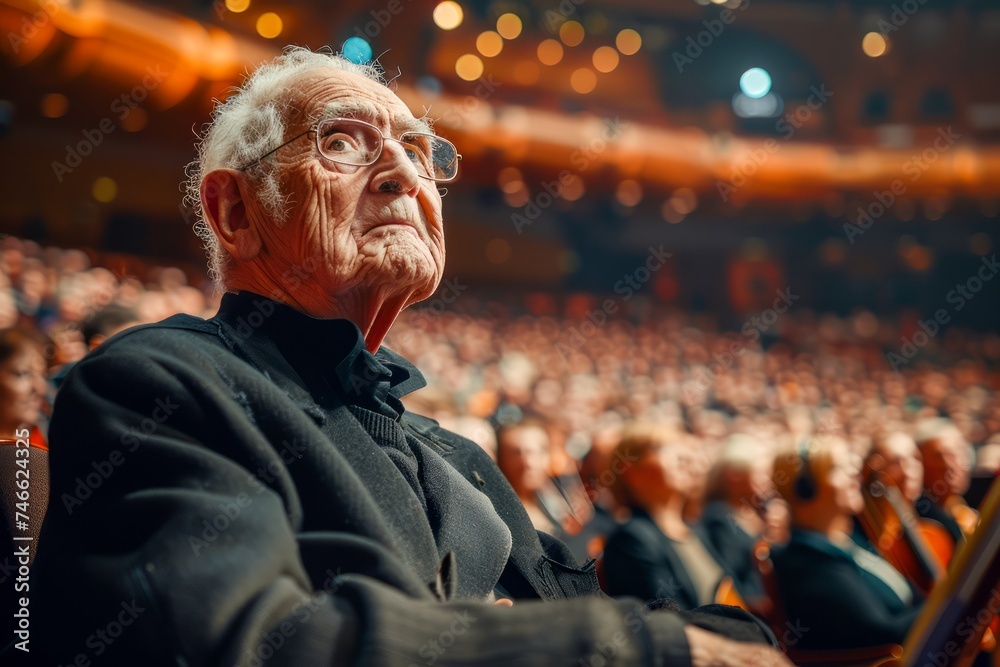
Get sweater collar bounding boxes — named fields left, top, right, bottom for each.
left=216, top=291, right=427, bottom=404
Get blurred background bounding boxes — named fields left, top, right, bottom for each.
left=1, top=0, right=999, bottom=480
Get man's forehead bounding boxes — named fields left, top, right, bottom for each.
left=296, top=69, right=430, bottom=133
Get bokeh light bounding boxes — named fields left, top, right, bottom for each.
left=433, top=1, right=464, bottom=30
left=256, top=12, right=282, bottom=39
left=225, top=0, right=250, bottom=13
left=862, top=32, right=889, bottom=57
left=342, top=36, right=373, bottom=64
left=455, top=54, right=484, bottom=81
left=616, top=179, right=643, bottom=207
left=496, top=13, right=522, bottom=40
left=739, top=67, right=772, bottom=98
left=592, top=46, right=620, bottom=73
left=40, top=93, right=68, bottom=118
left=570, top=68, right=597, bottom=94
left=537, top=39, right=564, bottom=66
left=486, top=238, right=512, bottom=264
left=121, top=107, right=148, bottom=132
left=92, top=177, right=118, bottom=203
left=616, top=29, right=642, bottom=55
left=669, top=187, right=698, bottom=215
left=477, top=31, right=504, bottom=57
left=559, top=21, right=585, bottom=47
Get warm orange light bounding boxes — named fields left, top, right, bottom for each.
left=559, top=20, right=585, bottom=47
left=570, top=68, right=597, bottom=94
left=592, top=46, right=620, bottom=73
left=661, top=200, right=684, bottom=224
left=256, top=12, right=283, bottom=38
left=40, top=93, right=68, bottom=118
left=616, top=29, right=642, bottom=55
left=433, top=1, right=464, bottom=30
left=616, top=179, right=643, bottom=207
left=498, top=167, right=524, bottom=193
left=121, top=107, right=148, bottom=132
left=92, top=177, right=118, bottom=203
left=862, top=32, right=888, bottom=57
left=562, top=174, right=585, bottom=202
left=486, top=238, right=512, bottom=264
left=497, top=13, right=523, bottom=40
left=537, top=39, right=564, bottom=65
left=225, top=0, right=250, bottom=13
left=455, top=54, right=484, bottom=81
left=477, top=31, right=503, bottom=57
left=669, top=188, right=698, bottom=215
left=513, top=60, right=540, bottom=85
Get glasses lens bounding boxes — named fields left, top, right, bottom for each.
left=401, top=132, right=459, bottom=181
left=316, top=119, right=381, bottom=166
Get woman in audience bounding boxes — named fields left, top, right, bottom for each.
left=0, top=327, right=48, bottom=444
left=602, top=422, right=731, bottom=609
left=771, top=436, right=922, bottom=649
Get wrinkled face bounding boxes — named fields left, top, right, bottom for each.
left=251, top=68, right=446, bottom=308
left=0, top=347, right=45, bottom=433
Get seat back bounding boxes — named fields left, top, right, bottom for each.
left=0, top=437, right=50, bottom=627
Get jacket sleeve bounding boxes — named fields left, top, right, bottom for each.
left=33, top=337, right=694, bottom=667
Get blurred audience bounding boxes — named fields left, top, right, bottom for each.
left=602, top=422, right=730, bottom=609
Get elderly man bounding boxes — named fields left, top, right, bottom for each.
left=32, top=48, right=789, bottom=666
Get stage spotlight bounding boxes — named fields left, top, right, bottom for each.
left=739, top=67, right=771, bottom=98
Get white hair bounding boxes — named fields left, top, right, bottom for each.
left=185, top=46, right=385, bottom=289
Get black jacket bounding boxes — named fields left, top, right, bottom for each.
left=603, top=508, right=730, bottom=610
left=771, top=529, right=922, bottom=650
left=29, top=292, right=768, bottom=667
left=699, top=501, right=765, bottom=603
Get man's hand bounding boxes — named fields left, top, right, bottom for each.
left=685, top=626, right=797, bottom=667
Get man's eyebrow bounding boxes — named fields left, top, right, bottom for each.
left=318, top=100, right=432, bottom=135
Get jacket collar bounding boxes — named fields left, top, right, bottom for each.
left=212, top=291, right=427, bottom=416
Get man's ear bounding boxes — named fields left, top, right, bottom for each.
left=201, top=169, right=262, bottom=262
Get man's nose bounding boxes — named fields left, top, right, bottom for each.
left=369, top=141, right=420, bottom=197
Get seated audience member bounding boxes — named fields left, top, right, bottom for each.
left=867, top=431, right=924, bottom=505
left=496, top=418, right=573, bottom=537
left=701, top=434, right=771, bottom=604
left=32, top=48, right=786, bottom=666
left=82, top=303, right=142, bottom=350
left=50, top=304, right=141, bottom=388
left=603, top=422, right=731, bottom=609
left=0, top=327, right=47, bottom=442
left=915, top=418, right=976, bottom=542
left=771, top=436, right=922, bottom=649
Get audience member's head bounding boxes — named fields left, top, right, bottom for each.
left=773, top=436, right=863, bottom=531
left=496, top=419, right=551, bottom=498
left=915, top=418, right=972, bottom=501
left=705, top=433, right=773, bottom=508
left=867, top=430, right=923, bottom=504
left=82, top=304, right=141, bottom=350
left=0, top=328, right=47, bottom=438
left=611, top=422, right=695, bottom=510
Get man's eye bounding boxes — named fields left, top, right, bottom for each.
left=323, top=136, right=352, bottom=153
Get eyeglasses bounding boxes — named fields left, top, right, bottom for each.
left=236, top=117, right=461, bottom=182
